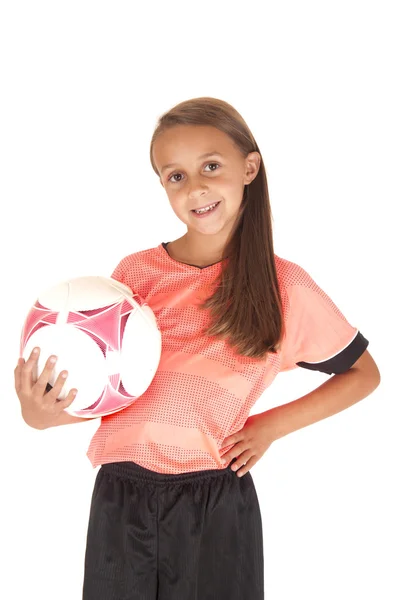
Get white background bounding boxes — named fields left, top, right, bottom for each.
left=1, top=1, right=399, bottom=598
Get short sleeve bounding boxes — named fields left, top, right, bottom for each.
left=279, top=262, right=369, bottom=375
left=110, top=257, right=128, bottom=284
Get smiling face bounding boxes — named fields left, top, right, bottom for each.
left=152, top=124, right=260, bottom=239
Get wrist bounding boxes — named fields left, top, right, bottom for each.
left=257, top=409, right=280, bottom=443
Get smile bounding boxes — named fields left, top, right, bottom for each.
left=192, top=202, right=220, bottom=214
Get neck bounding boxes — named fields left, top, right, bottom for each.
left=171, top=231, right=229, bottom=267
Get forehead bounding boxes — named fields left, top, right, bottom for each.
left=153, top=125, right=240, bottom=171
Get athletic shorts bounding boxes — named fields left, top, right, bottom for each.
left=83, top=459, right=264, bottom=599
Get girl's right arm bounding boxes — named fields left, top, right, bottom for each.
left=14, top=348, right=95, bottom=430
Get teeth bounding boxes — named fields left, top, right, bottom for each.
left=194, top=202, right=218, bottom=214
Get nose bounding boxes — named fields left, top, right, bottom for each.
left=187, top=178, right=208, bottom=199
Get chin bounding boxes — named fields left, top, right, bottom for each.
left=192, top=223, right=229, bottom=237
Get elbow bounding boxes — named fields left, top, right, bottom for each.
left=350, top=349, right=381, bottom=392
left=364, top=356, right=381, bottom=391
left=372, top=366, right=381, bottom=390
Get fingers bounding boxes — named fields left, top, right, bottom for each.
left=235, top=455, right=257, bottom=478
left=221, top=442, right=244, bottom=465
left=18, top=347, right=41, bottom=395
left=14, top=357, right=25, bottom=393
left=16, top=348, right=79, bottom=429
left=57, top=387, right=78, bottom=410
left=45, top=370, right=77, bottom=409
left=231, top=450, right=253, bottom=471
left=18, top=348, right=78, bottom=411
left=35, top=353, right=59, bottom=397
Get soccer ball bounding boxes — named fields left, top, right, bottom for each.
left=20, top=276, right=162, bottom=417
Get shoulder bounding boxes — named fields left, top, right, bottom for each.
left=275, top=254, right=346, bottom=324
left=274, top=254, right=313, bottom=291
left=274, top=254, right=330, bottom=319
left=114, top=245, right=162, bottom=269
left=111, top=245, right=163, bottom=283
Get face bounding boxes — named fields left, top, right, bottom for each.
left=152, top=125, right=260, bottom=237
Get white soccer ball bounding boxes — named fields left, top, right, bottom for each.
left=20, top=276, right=162, bottom=417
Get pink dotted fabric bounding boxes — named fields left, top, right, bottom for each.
left=86, top=244, right=359, bottom=474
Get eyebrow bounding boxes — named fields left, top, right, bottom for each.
left=160, top=152, right=223, bottom=173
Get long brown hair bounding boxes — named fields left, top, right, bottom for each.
left=150, top=97, right=284, bottom=360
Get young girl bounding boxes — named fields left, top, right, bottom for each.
left=15, top=97, right=380, bottom=599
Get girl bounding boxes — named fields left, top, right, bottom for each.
left=15, top=97, right=381, bottom=599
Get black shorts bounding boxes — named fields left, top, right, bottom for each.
left=83, top=460, right=264, bottom=599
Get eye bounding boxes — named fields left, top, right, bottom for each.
left=168, top=172, right=184, bottom=183
left=204, top=162, right=220, bottom=172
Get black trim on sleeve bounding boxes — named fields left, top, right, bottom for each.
left=296, top=331, right=369, bottom=375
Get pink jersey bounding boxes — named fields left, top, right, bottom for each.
left=86, top=243, right=368, bottom=474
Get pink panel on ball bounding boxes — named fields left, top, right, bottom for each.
left=70, top=382, right=136, bottom=418
left=20, top=306, right=55, bottom=352
left=109, top=373, right=119, bottom=389
left=73, top=303, right=123, bottom=350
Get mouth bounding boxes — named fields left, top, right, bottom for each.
left=191, top=201, right=221, bottom=217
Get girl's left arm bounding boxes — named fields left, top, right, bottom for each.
left=260, top=349, right=380, bottom=441
left=221, top=350, right=380, bottom=476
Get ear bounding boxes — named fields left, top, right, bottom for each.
left=243, top=152, right=261, bottom=185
